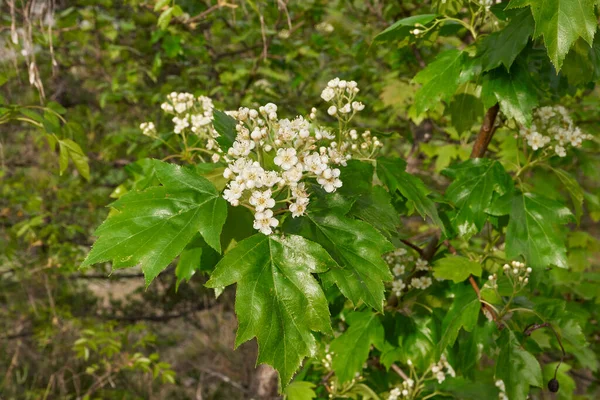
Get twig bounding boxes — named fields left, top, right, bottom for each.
left=391, top=364, right=410, bottom=381
left=400, top=239, right=425, bottom=257
left=471, top=104, right=500, bottom=158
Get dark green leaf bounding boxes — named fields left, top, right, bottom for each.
left=377, top=157, right=446, bottom=234
left=331, top=311, right=384, bottom=383
left=349, top=185, right=400, bottom=237
left=213, top=110, right=237, bottom=151
left=205, top=234, right=334, bottom=386
left=82, top=161, right=227, bottom=285
left=437, top=284, right=480, bottom=356
left=507, top=0, right=597, bottom=70
left=443, top=158, right=513, bottom=238
left=496, top=329, right=543, bottom=400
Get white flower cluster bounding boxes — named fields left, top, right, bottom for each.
left=222, top=79, right=376, bottom=235
left=388, top=378, right=415, bottom=400
left=488, top=260, right=531, bottom=290
left=385, top=248, right=433, bottom=296
left=520, top=106, right=592, bottom=157
left=495, top=380, right=508, bottom=400
left=140, top=92, right=220, bottom=156
left=430, top=355, right=456, bottom=384
left=139, top=122, right=156, bottom=138
left=321, top=345, right=333, bottom=370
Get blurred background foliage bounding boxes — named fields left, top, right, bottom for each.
left=1, top=0, right=599, bottom=399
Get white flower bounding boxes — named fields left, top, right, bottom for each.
left=304, top=152, right=328, bottom=175
left=391, top=279, right=406, bottom=296
left=321, top=87, right=336, bottom=102
left=211, top=154, right=220, bottom=163
left=410, top=276, right=432, bottom=290
left=239, top=163, right=265, bottom=189
left=249, top=189, right=275, bottom=212
left=317, top=168, right=342, bottom=193
left=173, top=115, right=190, bottom=134
left=415, top=258, right=429, bottom=271
left=140, top=122, right=156, bottom=137
left=261, top=171, right=283, bottom=187
left=351, top=101, right=365, bottom=111
left=253, top=209, right=279, bottom=235
left=282, top=163, right=304, bottom=185
left=555, top=145, right=566, bottom=157
left=327, top=77, right=340, bottom=88
left=393, top=264, right=405, bottom=276
left=527, top=132, right=550, bottom=150
left=264, top=102, right=277, bottom=114
left=388, top=388, right=401, bottom=400
left=274, top=148, right=298, bottom=170
left=327, top=105, right=337, bottom=116
left=289, top=201, right=307, bottom=217
left=339, top=103, right=352, bottom=114
left=223, top=181, right=246, bottom=206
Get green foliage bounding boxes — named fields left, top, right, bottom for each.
left=496, top=330, right=543, bottom=400
left=83, top=160, right=227, bottom=285
left=206, top=234, right=334, bottom=385
left=433, top=255, right=482, bottom=283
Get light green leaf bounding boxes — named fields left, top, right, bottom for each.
left=443, top=158, right=513, bottom=239
left=542, top=363, right=575, bottom=400
left=288, top=211, right=394, bottom=313
left=157, top=7, right=174, bottom=30
left=82, top=161, right=227, bottom=285
left=477, top=9, right=535, bottom=71
left=507, top=0, right=597, bottom=70
left=495, top=330, right=543, bottom=400
left=413, top=50, right=466, bottom=116
left=546, top=166, right=584, bottom=223
left=499, top=192, right=573, bottom=269
left=376, top=156, right=446, bottom=235
left=284, top=381, right=317, bottom=400
left=433, top=255, right=482, bottom=283
left=437, top=284, right=480, bottom=356
left=205, top=234, right=334, bottom=386
left=375, top=14, right=438, bottom=42
left=330, top=311, right=384, bottom=383
left=482, top=63, right=538, bottom=126
left=57, top=138, right=90, bottom=180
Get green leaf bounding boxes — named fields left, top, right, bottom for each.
left=433, top=255, right=482, bottom=283
left=376, top=156, right=446, bottom=235
left=57, top=138, right=90, bottom=180
left=448, top=93, right=484, bottom=135
left=413, top=50, right=467, bottom=116
left=205, top=234, right=334, bottom=386
left=288, top=211, right=394, bottom=312
left=82, top=161, right=227, bottom=285
left=284, top=381, right=317, bottom=400
left=175, top=235, right=204, bottom=290
left=154, top=0, right=170, bottom=11
left=507, top=0, right=597, bottom=70
left=157, top=7, right=174, bottom=30
left=348, top=185, right=400, bottom=237
left=482, top=63, right=538, bottom=126
left=546, top=167, right=584, bottom=223
left=477, top=9, right=535, bottom=71
left=542, top=363, right=575, bottom=400
left=437, top=284, right=480, bottom=356
left=495, top=330, right=543, bottom=400
left=375, top=14, right=438, bottom=42
left=501, top=192, right=573, bottom=269
left=213, top=110, right=237, bottom=151
left=562, top=37, right=600, bottom=85
left=330, top=311, right=384, bottom=383
left=443, top=158, right=513, bottom=238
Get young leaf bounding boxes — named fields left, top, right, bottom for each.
left=375, top=14, right=438, bottom=42
left=205, top=234, right=334, bottom=387
left=413, top=50, right=466, bottom=116
left=502, top=192, right=573, bottom=269
left=213, top=110, right=237, bottom=151
left=495, top=330, right=543, bottom=400
left=546, top=166, right=584, bottom=223
left=477, top=9, right=535, bottom=71
left=482, top=63, right=538, bottom=126
left=433, top=255, right=482, bottom=283
left=443, top=158, right=513, bottom=239
left=58, top=138, right=90, bottom=180
left=284, top=381, right=317, bottom=400
left=507, top=0, right=597, bottom=70
left=437, top=284, right=480, bottom=356
left=289, top=211, right=394, bottom=313
left=377, top=156, right=446, bottom=235
left=82, top=161, right=227, bottom=285
left=330, top=311, right=385, bottom=383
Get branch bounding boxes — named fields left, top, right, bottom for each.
left=471, top=103, right=500, bottom=158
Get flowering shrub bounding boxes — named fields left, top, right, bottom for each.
left=77, top=1, right=600, bottom=400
